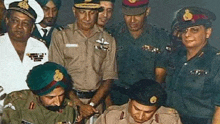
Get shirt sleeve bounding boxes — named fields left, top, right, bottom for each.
left=213, top=57, right=220, bottom=106
left=101, top=33, right=118, bottom=80
left=48, top=29, right=65, bottom=66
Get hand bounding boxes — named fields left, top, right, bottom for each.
left=79, top=104, right=98, bottom=118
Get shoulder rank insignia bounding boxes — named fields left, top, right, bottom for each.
left=142, top=45, right=160, bottom=53
left=4, top=103, right=16, bottom=110
left=120, top=111, right=124, bottom=120
left=56, top=122, right=72, bottom=124
left=216, top=52, right=220, bottom=55
left=26, top=53, right=46, bottom=62
left=183, top=9, right=193, bottom=21
left=95, top=38, right=110, bottom=51
left=29, top=101, right=35, bottom=110
left=190, top=69, right=208, bottom=76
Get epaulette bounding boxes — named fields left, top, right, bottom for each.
left=31, top=36, right=46, bottom=45
left=5, top=91, right=25, bottom=103
left=56, top=25, right=68, bottom=31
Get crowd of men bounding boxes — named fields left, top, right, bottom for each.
left=0, top=0, right=219, bottom=124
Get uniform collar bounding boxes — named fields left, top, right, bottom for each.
left=36, top=24, right=52, bottom=36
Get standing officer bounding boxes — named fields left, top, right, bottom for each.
left=0, top=0, right=48, bottom=107
left=110, top=0, right=170, bottom=105
left=49, top=0, right=118, bottom=121
left=2, top=62, right=77, bottom=124
left=165, top=6, right=220, bottom=124
left=97, top=0, right=114, bottom=28
left=95, top=79, right=182, bottom=124
left=32, top=0, right=61, bottom=48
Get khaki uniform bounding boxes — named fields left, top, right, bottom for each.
left=2, top=90, right=77, bottom=124
left=95, top=104, right=182, bottom=124
left=49, top=23, right=118, bottom=91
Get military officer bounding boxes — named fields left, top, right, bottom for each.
left=32, top=0, right=61, bottom=48
left=0, top=0, right=48, bottom=107
left=109, top=0, right=170, bottom=105
left=95, top=79, right=182, bottom=124
left=165, top=7, right=220, bottom=124
left=97, top=0, right=115, bottom=28
left=1, top=62, right=77, bottom=124
left=49, top=0, right=118, bottom=121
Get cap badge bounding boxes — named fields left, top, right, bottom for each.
left=128, top=0, right=137, bottom=3
left=18, top=0, right=29, bottom=10
left=150, top=96, right=157, bottom=104
left=85, top=0, right=92, bottom=2
left=183, top=9, right=193, bottom=21
left=54, top=70, right=64, bottom=82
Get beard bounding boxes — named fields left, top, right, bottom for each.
left=42, top=17, right=57, bottom=27
left=45, top=102, right=65, bottom=112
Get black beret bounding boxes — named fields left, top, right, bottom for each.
left=173, top=6, right=216, bottom=31
left=128, top=79, right=167, bottom=106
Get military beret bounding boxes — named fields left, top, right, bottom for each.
left=100, top=0, right=115, bottom=3
left=74, top=0, right=101, bottom=9
left=122, top=0, right=149, bottom=15
left=26, top=62, right=72, bottom=96
left=36, top=0, right=61, bottom=10
left=4, top=0, right=44, bottom=23
left=128, top=79, right=166, bottom=107
left=173, top=6, right=216, bottom=31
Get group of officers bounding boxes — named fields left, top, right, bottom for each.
left=0, top=0, right=219, bottom=124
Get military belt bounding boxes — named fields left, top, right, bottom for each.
left=73, top=89, right=97, bottom=99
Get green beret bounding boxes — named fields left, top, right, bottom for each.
left=26, top=62, right=72, bottom=96
left=174, top=6, right=216, bottom=31
left=36, top=0, right=61, bottom=9
left=128, top=79, right=166, bottom=107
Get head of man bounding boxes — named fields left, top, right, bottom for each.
left=26, top=62, right=72, bottom=111
left=97, top=0, right=114, bottom=28
left=36, top=0, right=61, bottom=27
left=4, top=0, right=44, bottom=42
left=122, top=0, right=150, bottom=32
left=73, top=0, right=101, bottom=32
left=127, top=79, right=166, bottom=123
left=173, top=7, right=216, bottom=49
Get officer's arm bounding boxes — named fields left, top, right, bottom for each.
left=2, top=95, right=20, bottom=123
left=155, top=67, right=166, bottom=83
left=48, top=29, right=65, bottom=65
left=212, top=106, right=220, bottom=124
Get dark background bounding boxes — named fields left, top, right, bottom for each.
left=56, top=0, right=220, bottom=49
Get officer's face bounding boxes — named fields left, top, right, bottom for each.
left=40, top=87, right=65, bottom=108
left=181, top=25, right=212, bottom=49
left=97, top=1, right=113, bottom=27
left=73, top=8, right=98, bottom=31
left=124, top=8, right=150, bottom=32
left=128, top=100, right=158, bottom=123
left=41, top=1, right=58, bottom=27
left=6, top=11, right=34, bottom=42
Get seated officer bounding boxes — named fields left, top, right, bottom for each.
left=95, top=79, right=182, bottom=124
left=1, top=62, right=77, bottom=124
left=165, top=7, right=220, bottom=124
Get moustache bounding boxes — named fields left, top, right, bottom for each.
left=45, top=103, right=65, bottom=112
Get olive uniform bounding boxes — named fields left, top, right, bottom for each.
left=95, top=104, right=182, bottom=124
left=166, top=44, right=220, bottom=122
left=2, top=90, right=77, bottom=124
left=110, top=22, right=170, bottom=104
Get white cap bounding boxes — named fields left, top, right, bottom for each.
left=4, top=0, right=44, bottom=23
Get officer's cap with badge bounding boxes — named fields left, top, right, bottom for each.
left=36, top=0, right=62, bottom=10
left=26, top=62, right=72, bottom=96
left=122, top=0, right=149, bottom=15
left=4, top=0, right=44, bottom=23
left=74, top=0, right=102, bottom=11
left=128, top=79, right=167, bottom=107
left=174, top=6, right=216, bottom=31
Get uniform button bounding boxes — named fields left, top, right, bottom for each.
left=184, top=63, right=187, bottom=65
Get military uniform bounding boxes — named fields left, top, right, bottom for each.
left=2, top=90, right=77, bottom=124
left=166, top=44, right=220, bottom=121
left=95, top=103, right=182, bottom=124
left=109, top=22, right=169, bottom=104
left=49, top=22, right=118, bottom=92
